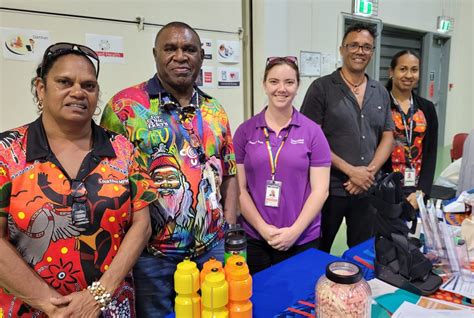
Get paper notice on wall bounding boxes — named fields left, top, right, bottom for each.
left=321, top=53, right=336, bottom=76
left=300, top=51, right=321, bottom=77
left=217, top=67, right=240, bottom=88
left=85, top=33, right=125, bottom=64
left=216, top=40, right=240, bottom=63
left=201, top=38, right=213, bottom=60
left=196, top=66, right=215, bottom=88
left=1, top=27, right=51, bottom=61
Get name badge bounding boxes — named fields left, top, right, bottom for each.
left=404, top=168, right=416, bottom=187
left=265, top=180, right=282, bottom=207
left=203, top=163, right=219, bottom=209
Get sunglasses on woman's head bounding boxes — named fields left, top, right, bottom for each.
left=266, top=56, right=298, bottom=66
left=40, top=42, right=100, bottom=78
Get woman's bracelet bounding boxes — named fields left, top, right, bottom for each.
left=87, top=281, right=112, bottom=311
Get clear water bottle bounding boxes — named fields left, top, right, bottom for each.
left=316, top=261, right=371, bottom=318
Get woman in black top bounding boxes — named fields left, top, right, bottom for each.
left=384, top=50, right=438, bottom=208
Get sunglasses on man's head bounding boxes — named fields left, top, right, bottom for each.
left=70, top=180, right=89, bottom=227
left=41, top=42, right=100, bottom=78
left=266, top=56, right=298, bottom=66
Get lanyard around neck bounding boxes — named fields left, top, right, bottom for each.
left=391, top=92, right=415, bottom=149
left=263, top=126, right=291, bottom=181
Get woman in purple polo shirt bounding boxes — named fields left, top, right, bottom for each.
left=234, top=57, right=331, bottom=274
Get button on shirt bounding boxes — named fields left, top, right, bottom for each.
left=301, top=69, right=394, bottom=196
left=233, top=108, right=331, bottom=244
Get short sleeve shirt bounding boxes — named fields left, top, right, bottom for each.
left=0, top=118, right=156, bottom=317
left=300, top=69, right=394, bottom=196
left=233, top=108, right=331, bottom=244
left=101, top=75, right=236, bottom=257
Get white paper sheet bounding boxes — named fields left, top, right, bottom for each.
left=392, top=301, right=473, bottom=318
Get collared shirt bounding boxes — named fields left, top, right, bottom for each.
left=101, top=75, right=236, bottom=257
left=0, top=117, right=155, bottom=317
left=233, top=108, right=331, bottom=244
left=301, top=69, right=394, bottom=196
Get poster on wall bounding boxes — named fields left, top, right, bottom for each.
left=1, top=27, right=51, bottom=61
left=216, top=40, right=240, bottom=63
left=85, top=33, right=125, bottom=64
left=300, top=51, right=321, bottom=77
left=201, top=38, right=213, bottom=59
left=217, top=67, right=240, bottom=88
left=196, top=66, right=215, bottom=88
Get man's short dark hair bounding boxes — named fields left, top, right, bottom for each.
left=154, top=21, right=201, bottom=47
left=342, top=22, right=378, bottom=44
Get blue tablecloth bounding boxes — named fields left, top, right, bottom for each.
left=342, top=238, right=376, bottom=280
left=252, top=248, right=339, bottom=317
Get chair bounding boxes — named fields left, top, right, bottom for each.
left=450, top=133, right=469, bottom=161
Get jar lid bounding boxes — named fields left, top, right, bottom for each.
left=325, top=261, right=362, bottom=284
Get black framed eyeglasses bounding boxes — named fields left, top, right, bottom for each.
left=70, top=180, right=89, bottom=227
left=343, top=42, right=374, bottom=53
left=41, top=42, right=100, bottom=78
left=266, top=56, right=298, bottom=66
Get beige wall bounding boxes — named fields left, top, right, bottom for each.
left=0, top=0, right=244, bottom=131
left=1, top=0, right=472, bottom=145
left=252, top=0, right=473, bottom=146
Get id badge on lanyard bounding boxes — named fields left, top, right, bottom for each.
left=391, top=93, right=417, bottom=187
left=262, top=126, right=291, bottom=208
left=202, top=162, right=220, bottom=209
left=404, top=168, right=416, bottom=187
left=265, top=180, right=282, bottom=207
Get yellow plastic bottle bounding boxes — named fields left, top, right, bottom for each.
left=227, top=261, right=253, bottom=318
left=202, top=268, right=229, bottom=318
left=174, top=257, right=201, bottom=318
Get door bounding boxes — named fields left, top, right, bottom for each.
left=420, top=34, right=451, bottom=146
left=379, top=26, right=424, bottom=92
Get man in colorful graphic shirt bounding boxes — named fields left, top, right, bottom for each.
left=101, top=21, right=237, bottom=317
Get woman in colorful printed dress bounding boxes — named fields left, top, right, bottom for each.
left=234, top=57, right=331, bottom=274
left=384, top=50, right=438, bottom=208
left=0, top=42, right=156, bottom=317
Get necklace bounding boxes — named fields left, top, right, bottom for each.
left=340, top=70, right=365, bottom=95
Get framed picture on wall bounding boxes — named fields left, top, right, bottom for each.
left=300, top=51, right=321, bottom=77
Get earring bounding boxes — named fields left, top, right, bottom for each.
left=94, top=107, right=102, bottom=117
left=37, top=99, right=44, bottom=112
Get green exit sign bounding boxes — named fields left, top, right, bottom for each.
left=353, top=0, right=378, bottom=17
left=437, top=16, right=454, bottom=33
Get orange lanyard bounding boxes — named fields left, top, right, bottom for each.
left=263, top=127, right=291, bottom=181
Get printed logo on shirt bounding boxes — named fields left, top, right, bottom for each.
left=290, top=138, right=305, bottom=144
left=98, top=178, right=129, bottom=185
left=147, top=115, right=169, bottom=130
left=248, top=140, right=264, bottom=145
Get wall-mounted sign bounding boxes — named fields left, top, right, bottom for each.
left=86, top=33, right=125, bottom=64
left=352, top=0, right=378, bottom=17
left=1, top=27, right=51, bottom=61
left=437, top=16, right=454, bottom=33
